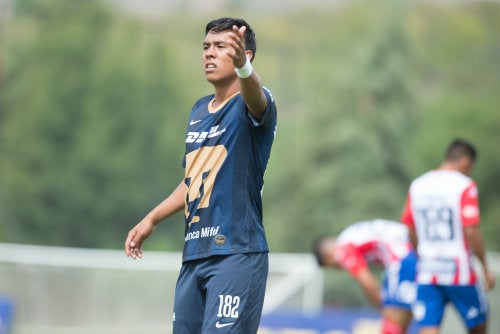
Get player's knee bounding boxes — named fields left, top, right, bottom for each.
left=381, top=318, right=404, bottom=334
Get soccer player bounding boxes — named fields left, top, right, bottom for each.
left=125, top=17, right=277, bottom=334
left=401, top=138, right=495, bottom=334
left=313, top=219, right=417, bottom=334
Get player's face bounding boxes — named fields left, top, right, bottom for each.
left=202, top=31, right=237, bottom=83
left=321, top=244, right=340, bottom=268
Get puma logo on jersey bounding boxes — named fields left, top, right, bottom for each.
left=186, top=125, right=226, bottom=143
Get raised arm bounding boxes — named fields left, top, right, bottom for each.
left=227, top=25, right=268, bottom=120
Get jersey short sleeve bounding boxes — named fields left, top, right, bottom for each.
left=335, top=243, right=368, bottom=277
left=461, top=181, right=480, bottom=226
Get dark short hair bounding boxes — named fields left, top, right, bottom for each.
left=445, top=138, right=477, bottom=162
left=312, top=236, right=329, bottom=267
left=205, top=17, right=257, bottom=61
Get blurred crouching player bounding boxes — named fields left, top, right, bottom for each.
left=313, top=219, right=417, bottom=334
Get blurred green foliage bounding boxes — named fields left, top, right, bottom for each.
left=1, top=0, right=499, bottom=256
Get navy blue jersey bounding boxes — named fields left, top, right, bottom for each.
left=181, top=88, right=277, bottom=262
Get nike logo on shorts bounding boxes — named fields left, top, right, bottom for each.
left=215, top=321, right=235, bottom=328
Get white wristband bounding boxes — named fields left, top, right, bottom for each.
left=235, top=58, right=253, bottom=79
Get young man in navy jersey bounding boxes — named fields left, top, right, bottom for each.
left=125, top=17, right=277, bottom=333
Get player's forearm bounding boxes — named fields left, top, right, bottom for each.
left=147, top=181, right=185, bottom=225
left=356, top=269, right=382, bottom=309
left=464, top=226, right=488, bottom=271
left=239, top=71, right=267, bottom=120
left=364, top=285, right=382, bottom=309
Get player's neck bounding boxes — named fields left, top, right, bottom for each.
left=438, top=161, right=470, bottom=175
left=212, top=79, right=240, bottom=109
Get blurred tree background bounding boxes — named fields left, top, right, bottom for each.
left=1, top=0, right=499, bottom=263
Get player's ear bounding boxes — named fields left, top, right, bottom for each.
left=245, top=50, right=253, bottom=62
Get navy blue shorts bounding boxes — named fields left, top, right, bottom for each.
left=173, top=252, right=268, bottom=334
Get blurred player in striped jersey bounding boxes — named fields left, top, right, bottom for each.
left=401, top=138, right=495, bottom=334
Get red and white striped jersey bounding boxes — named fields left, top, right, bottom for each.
left=401, top=169, right=480, bottom=285
left=335, top=219, right=412, bottom=277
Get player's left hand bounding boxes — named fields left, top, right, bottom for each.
left=485, top=269, right=496, bottom=291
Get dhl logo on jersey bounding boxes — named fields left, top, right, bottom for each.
left=186, top=125, right=226, bottom=143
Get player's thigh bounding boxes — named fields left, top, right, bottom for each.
left=444, top=284, right=488, bottom=330
left=412, top=284, right=447, bottom=327
left=202, top=252, right=268, bottom=334
left=173, top=261, right=205, bottom=334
